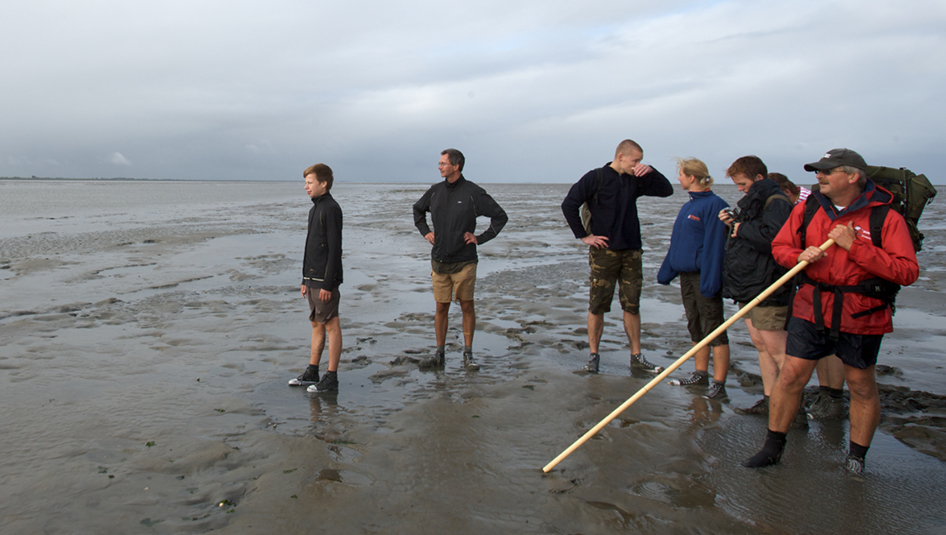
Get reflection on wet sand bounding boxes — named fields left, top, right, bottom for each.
left=1, top=180, right=944, bottom=533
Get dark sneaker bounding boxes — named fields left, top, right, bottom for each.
left=734, top=397, right=769, bottom=416
left=704, top=381, right=728, bottom=400
left=846, top=454, right=865, bottom=475
left=631, top=353, right=664, bottom=373
left=463, top=350, right=479, bottom=371
left=307, top=372, right=338, bottom=393
left=668, top=371, right=709, bottom=386
left=582, top=353, right=600, bottom=373
left=288, top=368, right=319, bottom=386
left=419, top=349, right=445, bottom=369
left=808, top=394, right=847, bottom=420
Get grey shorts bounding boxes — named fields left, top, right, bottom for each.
left=307, top=287, right=340, bottom=324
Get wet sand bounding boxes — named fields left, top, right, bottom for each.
left=1, top=180, right=945, bottom=534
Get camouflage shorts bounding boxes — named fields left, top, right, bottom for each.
left=588, top=247, right=642, bottom=315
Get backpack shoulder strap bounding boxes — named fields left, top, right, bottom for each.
left=869, top=204, right=889, bottom=248
left=797, top=194, right=820, bottom=247
left=589, top=167, right=605, bottom=204
left=764, top=192, right=791, bottom=209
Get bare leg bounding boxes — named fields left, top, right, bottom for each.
left=323, top=316, right=342, bottom=373
left=712, top=344, right=731, bottom=383
left=745, top=318, right=779, bottom=396
left=459, top=299, right=475, bottom=348
left=816, top=355, right=845, bottom=389
left=622, top=311, right=641, bottom=355
left=693, top=343, right=710, bottom=373
left=435, top=301, right=450, bottom=347
left=845, top=365, right=880, bottom=447
left=768, top=356, right=818, bottom=433
left=310, top=321, right=326, bottom=366
left=588, top=312, right=604, bottom=354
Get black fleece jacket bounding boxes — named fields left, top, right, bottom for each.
left=413, top=175, right=507, bottom=264
left=302, top=193, right=343, bottom=291
left=721, top=178, right=792, bottom=304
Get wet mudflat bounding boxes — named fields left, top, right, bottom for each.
left=1, top=180, right=945, bottom=534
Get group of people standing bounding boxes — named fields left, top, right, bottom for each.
left=289, top=140, right=919, bottom=474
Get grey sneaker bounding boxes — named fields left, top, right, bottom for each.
left=734, top=396, right=769, bottom=416
left=668, top=371, right=709, bottom=386
left=808, top=393, right=847, bottom=420
left=307, top=371, right=338, bottom=393
left=582, top=353, right=600, bottom=373
left=846, top=454, right=865, bottom=475
left=463, top=350, right=479, bottom=371
left=419, top=349, right=446, bottom=369
left=704, top=381, right=728, bottom=400
left=288, top=367, right=319, bottom=386
left=631, top=353, right=664, bottom=373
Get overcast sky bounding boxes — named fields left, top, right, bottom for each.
left=2, top=0, right=944, bottom=184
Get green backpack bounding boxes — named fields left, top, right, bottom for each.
left=866, top=166, right=937, bottom=251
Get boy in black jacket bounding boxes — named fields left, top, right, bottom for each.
left=288, top=163, right=343, bottom=393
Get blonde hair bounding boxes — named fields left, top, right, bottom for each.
left=676, top=158, right=714, bottom=188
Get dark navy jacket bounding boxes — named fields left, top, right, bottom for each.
left=657, top=190, right=730, bottom=297
left=561, top=163, right=673, bottom=251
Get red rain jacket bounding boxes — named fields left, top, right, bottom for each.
left=772, top=182, right=919, bottom=335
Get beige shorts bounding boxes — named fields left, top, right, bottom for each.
left=739, top=303, right=787, bottom=331
left=432, top=263, right=477, bottom=303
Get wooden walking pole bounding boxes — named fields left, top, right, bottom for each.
left=541, top=239, right=835, bottom=473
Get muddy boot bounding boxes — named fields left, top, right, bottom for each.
left=582, top=353, right=600, bottom=373
left=463, top=348, right=479, bottom=371
left=845, top=454, right=865, bottom=475
left=420, top=348, right=445, bottom=369
left=808, top=388, right=847, bottom=420
left=734, top=396, right=769, bottom=416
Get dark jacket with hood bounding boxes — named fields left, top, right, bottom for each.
left=413, top=175, right=507, bottom=265
left=721, top=178, right=792, bottom=305
left=303, top=192, right=343, bottom=291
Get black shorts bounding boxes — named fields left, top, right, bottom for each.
left=785, top=317, right=884, bottom=370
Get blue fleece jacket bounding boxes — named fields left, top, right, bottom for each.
left=657, top=190, right=730, bottom=297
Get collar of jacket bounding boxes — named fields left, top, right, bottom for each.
left=311, top=192, right=334, bottom=205
left=812, top=178, right=890, bottom=221
left=445, top=175, right=466, bottom=189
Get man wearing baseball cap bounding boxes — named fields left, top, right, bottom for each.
left=743, top=148, right=919, bottom=473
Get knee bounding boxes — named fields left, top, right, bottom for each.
left=778, top=359, right=813, bottom=388
left=845, top=372, right=878, bottom=401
